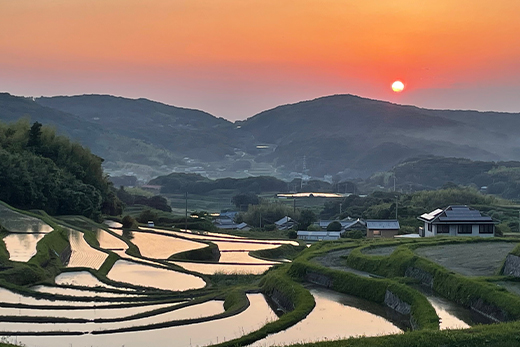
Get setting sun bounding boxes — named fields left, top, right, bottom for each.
left=392, top=81, right=405, bottom=93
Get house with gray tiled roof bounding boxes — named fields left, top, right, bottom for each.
left=417, top=205, right=495, bottom=237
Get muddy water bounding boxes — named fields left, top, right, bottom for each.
left=10, top=294, right=276, bottom=347
left=0, top=204, right=53, bottom=233
left=171, top=261, right=273, bottom=275
left=0, top=300, right=224, bottom=333
left=130, top=231, right=207, bottom=259
left=251, top=286, right=401, bottom=346
left=3, top=233, right=45, bottom=262
left=67, top=229, right=108, bottom=269
left=107, top=260, right=206, bottom=291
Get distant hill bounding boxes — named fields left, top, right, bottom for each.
left=36, top=95, right=255, bottom=161
left=2, top=92, right=520, bottom=181
left=240, top=94, right=520, bottom=177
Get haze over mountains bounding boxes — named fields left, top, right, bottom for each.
left=1, top=92, right=519, bottom=182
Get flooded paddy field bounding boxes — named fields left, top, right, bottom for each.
left=95, top=229, right=128, bottom=250
left=2, top=232, right=45, bottom=262
left=31, top=285, right=143, bottom=298
left=130, top=230, right=207, bottom=259
left=0, top=300, right=225, bottom=333
left=55, top=271, right=135, bottom=291
left=171, top=261, right=273, bottom=275
left=107, top=260, right=206, bottom=291
left=252, top=286, right=402, bottom=346
left=0, top=204, right=53, bottom=233
left=6, top=294, right=276, bottom=347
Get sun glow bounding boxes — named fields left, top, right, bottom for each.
left=391, top=81, right=405, bottom=92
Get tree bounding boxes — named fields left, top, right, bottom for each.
left=121, top=215, right=138, bottom=229
left=231, top=192, right=260, bottom=211
left=137, top=209, right=159, bottom=224
left=27, top=122, right=42, bottom=148
left=287, top=230, right=298, bottom=239
left=327, top=221, right=342, bottom=231
left=298, top=209, right=317, bottom=230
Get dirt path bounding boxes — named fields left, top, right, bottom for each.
left=416, top=242, right=517, bottom=277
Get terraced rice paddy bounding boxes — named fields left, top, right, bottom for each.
left=251, top=286, right=402, bottom=346
left=31, top=285, right=142, bottom=298
left=55, top=271, right=134, bottom=291
left=0, top=300, right=225, bottom=333
left=0, top=204, right=53, bottom=233
left=107, top=260, right=206, bottom=291
left=130, top=231, right=207, bottom=259
left=67, top=228, right=108, bottom=269
left=2, top=232, right=45, bottom=262
left=5, top=294, right=275, bottom=347
left=95, top=228, right=128, bottom=250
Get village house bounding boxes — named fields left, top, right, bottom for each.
left=275, top=216, right=297, bottom=230
left=365, top=220, right=400, bottom=238
left=417, top=205, right=495, bottom=237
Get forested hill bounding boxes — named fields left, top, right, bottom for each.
left=0, top=119, right=122, bottom=219
left=366, top=156, right=520, bottom=200
left=240, top=94, right=520, bottom=177
left=36, top=95, right=255, bottom=161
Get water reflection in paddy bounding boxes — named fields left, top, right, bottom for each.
left=95, top=229, right=128, bottom=250
left=107, top=260, right=206, bottom=291
left=252, top=286, right=401, bottom=346
left=0, top=302, right=176, bottom=320
left=103, top=220, right=122, bottom=228
left=31, top=285, right=141, bottom=298
left=3, top=233, right=45, bottom=262
left=0, top=204, right=53, bottom=233
left=0, top=300, right=224, bottom=333
left=219, top=251, right=280, bottom=264
left=130, top=231, right=206, bottom=259
left=12, top=294, right=276, bottom=347
left=0, top=287, right=135, bottom=307
left=55, top=271, right=134, bottom=291
left=412, top=285, right=492, bottom=329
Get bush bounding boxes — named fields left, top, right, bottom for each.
left=287, top=230, right=298, bottom=239
left=121, top=215, right=138, bottom=229
left=136, top=209, right=159, bottom=224
left=342, top=230, right=363, bottom=239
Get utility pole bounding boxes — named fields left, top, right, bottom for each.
left=340, top=203, right=342, bottom=215
left=395, top=196, right=398, bottom=220
left=293, top=198, right=296, bottom=214
left=393, top=175, right=396, bottom=192
left=185, top=192, right=188, bottom=232
left=259, top=212, right=262, bottom=229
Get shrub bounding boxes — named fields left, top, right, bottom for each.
left=121, top=215, right=137, bottom=229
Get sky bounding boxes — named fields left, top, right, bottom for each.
left=1, top=0, right=520, bottom=121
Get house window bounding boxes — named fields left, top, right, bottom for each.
left=479, top=224, right=494, bottom=234
left=427, top=223, right=432, bottom=231
left=437, top=225, right=450, bottom=234
left=373, top=230, right=381, bottom=236
left=457, top=225, right=472, bottom=234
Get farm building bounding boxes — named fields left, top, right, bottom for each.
left=366, top=220, right=400, bottom=238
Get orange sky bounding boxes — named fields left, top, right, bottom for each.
left=1, top=0, right=519, bottom=120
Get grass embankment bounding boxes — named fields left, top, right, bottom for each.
left=289, top=241, right=439, bottom=330
left=250, top=243, right=307, bottom=262
left=347, top=238, right=520, bottom=322
left=169, top=242, right=220, bottom=261
left=210, top=267, right=315, bottom=347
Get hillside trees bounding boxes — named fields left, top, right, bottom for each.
left=0, top=119, right=122, bottom=219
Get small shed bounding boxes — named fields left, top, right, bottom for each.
left=297, top=231, right=342, bottom=241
